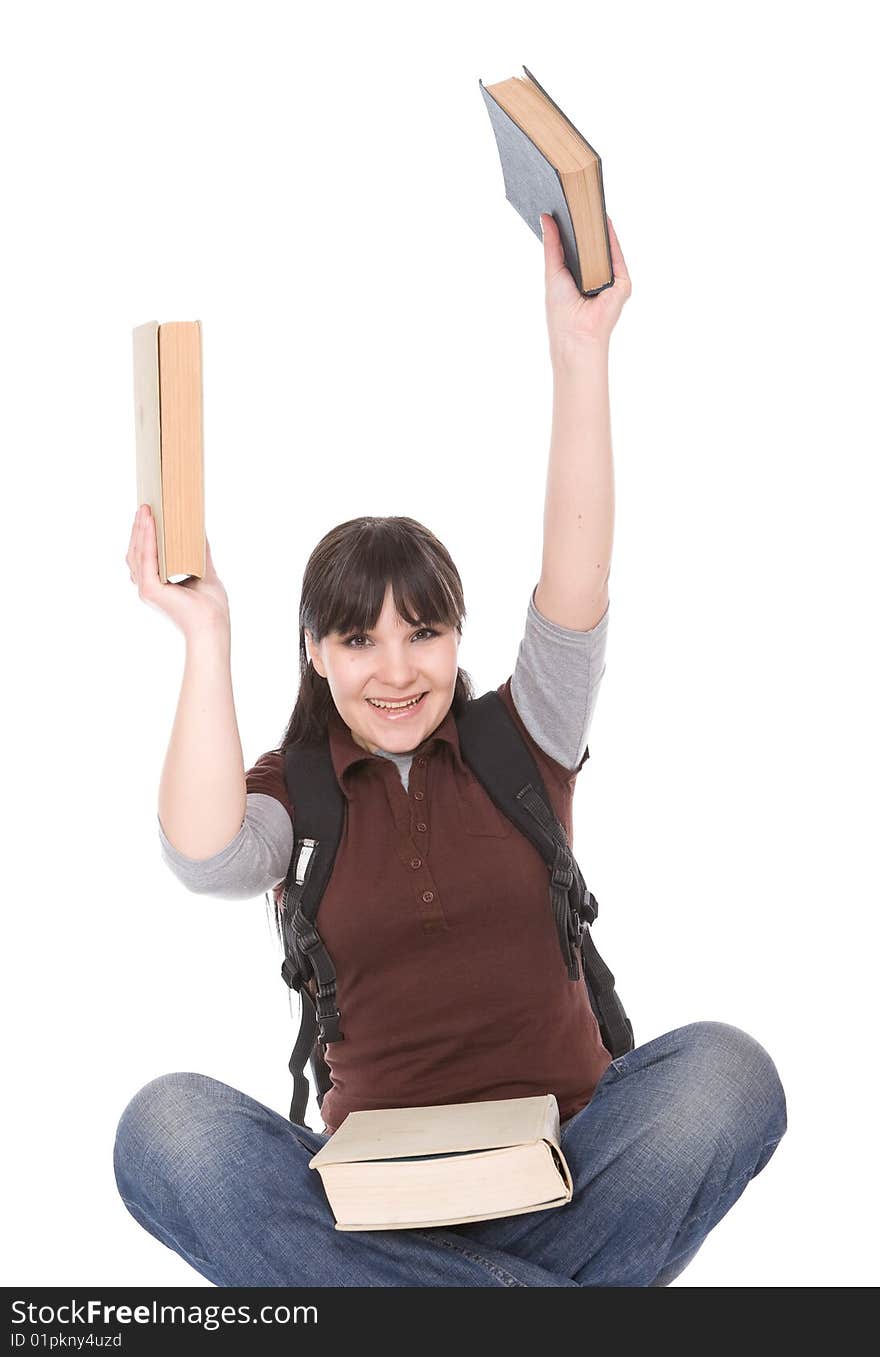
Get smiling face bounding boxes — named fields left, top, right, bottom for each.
left=305, top=581, right=461, bottom=755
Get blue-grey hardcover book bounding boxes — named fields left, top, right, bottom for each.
left=479, top=66, right=613, bottom=297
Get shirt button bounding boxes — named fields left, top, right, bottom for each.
left=414, top=791, right=424, bottom=800
left=417, top=757, right=427, bottom=767
left=424, top=920, right=438, bottom=932
left=422, top=890, right=434, bottom=903
left=416, top=822, right=427, bottom=832
left=410, top=857, right=422, bottom=869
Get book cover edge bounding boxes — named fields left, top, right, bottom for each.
left=308, top=1094, right=561, bottom=1170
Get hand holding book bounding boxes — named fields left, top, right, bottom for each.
left=541, top=211, right=632, bottom=359
left=125, top=503, right=230, bottom=644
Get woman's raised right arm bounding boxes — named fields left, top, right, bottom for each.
left=126, top=503, right=246, bottom=859
left=126, top=504, right=293, bottom=896
left=158, top=627, right=247, bottom=859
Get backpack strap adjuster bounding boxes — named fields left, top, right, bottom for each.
left=551, top=860, right=574, bottom=890
left=290, top=912, right=322, bottom=954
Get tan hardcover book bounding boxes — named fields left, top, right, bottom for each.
left=479, top=65, right=613, bottom=296
left=132, top=320, right=205, bottom=583
left=307, top=1094, right=573, bottom=1231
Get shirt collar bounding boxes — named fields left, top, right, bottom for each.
left=327, top=699, right=467, bottom=795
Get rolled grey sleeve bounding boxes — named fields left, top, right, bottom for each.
left=157, top=792, right=294, bottom=899
left=511, top=585, right=609, bottom=772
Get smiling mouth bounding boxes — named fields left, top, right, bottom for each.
left=365, top=692, right=428, bottom=711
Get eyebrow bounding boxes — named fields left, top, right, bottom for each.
left=341, top=620, right=433, bottom=635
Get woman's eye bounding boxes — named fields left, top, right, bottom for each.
left=344, top=628, right=437, bottom=648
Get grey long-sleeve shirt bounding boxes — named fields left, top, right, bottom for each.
left=157, top=585, right=609, bottom=899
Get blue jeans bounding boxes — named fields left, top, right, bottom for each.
left=113, top=1021, right=787, bottom=1287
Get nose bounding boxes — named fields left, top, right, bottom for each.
left=376, top=648, right=421, bottom=689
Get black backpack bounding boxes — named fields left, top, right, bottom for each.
left=268, top=689, right=634, bottom=1130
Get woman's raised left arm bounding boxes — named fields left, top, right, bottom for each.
left=533, top=214, right=631, bottom=633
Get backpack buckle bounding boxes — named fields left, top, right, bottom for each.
left=317, top=1009, right=342, bottom=1042
left=567, top=908, right=587, bottom=948
left=582, top=889, right=598, bottom=925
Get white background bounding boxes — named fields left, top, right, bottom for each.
left=2, top=0, right=877, bottom=1290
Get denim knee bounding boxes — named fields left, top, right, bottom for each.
left=113, top=1071, right=214, bottom=1201
left=676, top=1021, right=788, bottom=1149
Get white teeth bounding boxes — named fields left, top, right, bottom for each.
left=367, top=694, right=424, bottom=710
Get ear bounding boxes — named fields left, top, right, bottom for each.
left=305, top=629, right=327, bottom=679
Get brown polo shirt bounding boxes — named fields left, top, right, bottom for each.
left=246, top=675, right=613, bottom=1134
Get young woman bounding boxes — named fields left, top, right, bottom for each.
left=115, top=216, right=787, bottom=1286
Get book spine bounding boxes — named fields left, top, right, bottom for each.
left=521, top=67, right=614, bottom=298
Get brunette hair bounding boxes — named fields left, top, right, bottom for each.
left=276, top=515, right=475, bottom=755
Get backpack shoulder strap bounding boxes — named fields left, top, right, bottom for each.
left=279, top=740, right=346, bottom=1129
left=455, top=690, right=590, bottom=977
left=456, top=691, right=634, bottom=1058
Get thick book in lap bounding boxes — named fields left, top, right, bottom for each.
left=307, top=1093, right=574, bottom=1231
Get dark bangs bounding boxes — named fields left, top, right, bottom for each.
left=303, top=517, right=464, bottom=642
